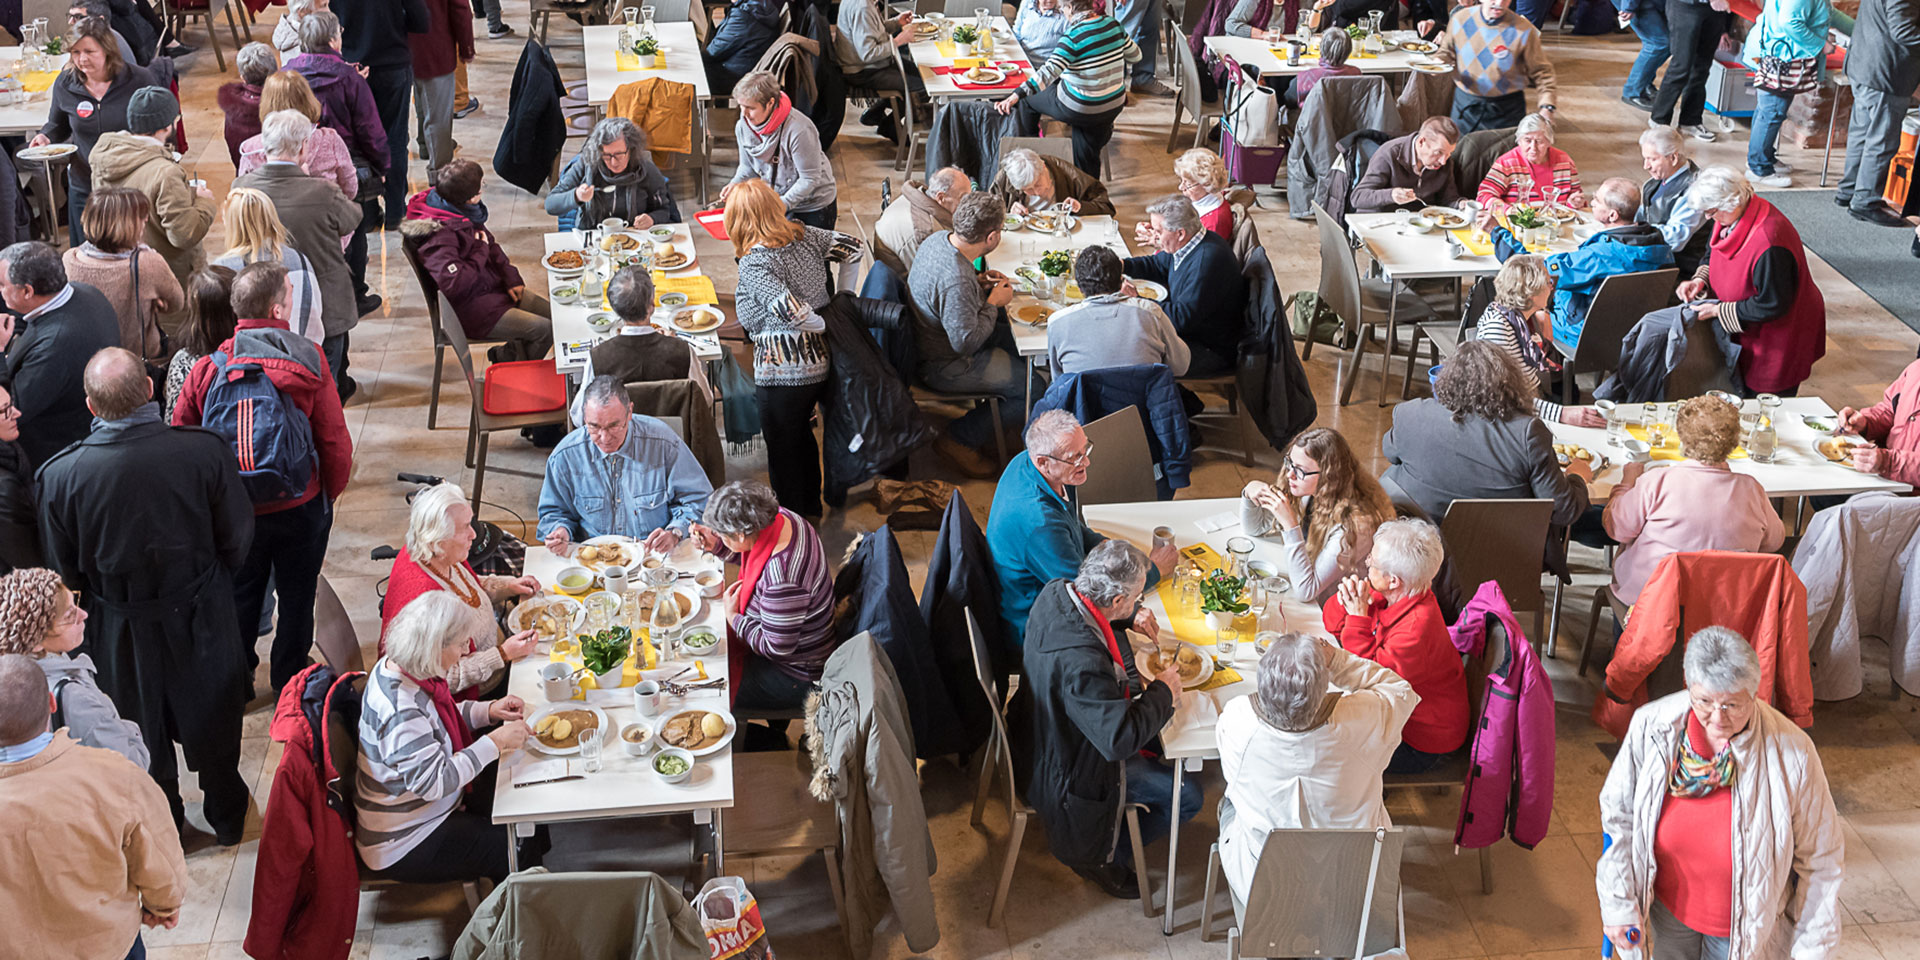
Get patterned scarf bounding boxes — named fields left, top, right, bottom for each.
left=1668, top=712, right=1736, bottom=798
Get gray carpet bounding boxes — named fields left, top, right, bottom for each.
left=1761, top=189, right=1920, bottom=334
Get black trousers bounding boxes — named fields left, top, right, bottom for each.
left=234, top=495, right=334, bottom=693
left=1649, top=0, right=1730, bottom=127
left=790, top=201, right=838, bottom=230
left=366, top=63, right=415, bottom=224
left=1007, top=87, right=1119, bottom=177
left=757, top=379, right=827, bottom=517
left=152, top=701, right=250, bottom=837
left=375, top=765, right=527, bottom=885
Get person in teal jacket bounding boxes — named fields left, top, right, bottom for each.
left=985, top=410, right=1172, bottom=644
left=1742, top=0, right=1832, bottom=185
left=1484, top=177, right=1675, bottom=346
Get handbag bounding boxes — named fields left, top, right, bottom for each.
left=1222, top=59, right=1280, bottom=147
left=1749, top=16, right=1820, bottom=94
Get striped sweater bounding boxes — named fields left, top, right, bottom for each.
left=1476, top=146, right=1582, bottom=208
left=1473, top=303, right=1565, bottom=423
left=726, top=509, right=838, bottom=680
left=354, top=660, right=500, bottom=870
left=1018, top=14, right=1140, bottom=112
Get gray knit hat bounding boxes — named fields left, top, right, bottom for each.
left=126, top=86, right=180, bottom=135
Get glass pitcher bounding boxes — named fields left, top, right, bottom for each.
left=1226, top=536, right=1255, bottom=580
left=644, top=567, right=683, bottom=642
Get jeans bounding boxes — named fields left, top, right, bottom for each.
left=1450, top=89, right=1528, bottom=134
left=1621, top=0, right=1670, bottom=99
left=1649, top=899, right=1731, bottom=960
left=734, top=652, right=816, bottom=713
left=1746, top=89, right=1794, bottom=175
left=413, top=71, right=458, bottom=183
left=126, top=936, right=144, bottom=960
left=757, top=378, right=828, bottom=516
left=1386, top=741, right=1448, bottom=773
left=366, top=63, right=415, bottom=224
left=1115, top=0, right=1158, bottom=85
left=922, top=342, right=1030, bottom=451
left=487, top=290, right=555, bottom=361
left=234, top=495, right=334, bottom=692
left=67, top=175, right=91, bottom=248
left=790, top=201, right=838, bottom=230
left=1114, top=754, right=1202, bottom=867
left=1649, top=0, right=1729, bottom=127
left=476, top=0, right=504, bottom=31
left=1838, top=85, right=1916, bottom=208
left=1007, top=88, right=1119, bottom=176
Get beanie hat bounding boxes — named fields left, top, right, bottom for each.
left=0, top=568, right=63, bottom=656
left=126, top=85, right=181, bottom=135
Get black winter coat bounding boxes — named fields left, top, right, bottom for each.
left=821, top=293, right=932, bottom=501
left=1, top=283, right=124, bottom=467
left=833, top=524, right=969, bottom=758
left=1021, top=579, right=1174, bottom=868
left=0, top=441, right=40, bottom=575
left=1236, top=248, right=1317, bottom=453
left=493, top=41, right=568, bottom=195
left=917, top=492, right=998, bottom=754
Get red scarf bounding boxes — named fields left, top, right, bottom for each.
left=1075, top=587, right=1128, bottom=694
left=1709, top=194, right=1774, bottom=260
left=753, top=93, right=793, bottom=138
left=401, top=668, right=474, bottom=754
left=727, top=512, right=788, bottom=704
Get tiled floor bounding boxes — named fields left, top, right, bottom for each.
left=131, top=2, right=1920, bottom=957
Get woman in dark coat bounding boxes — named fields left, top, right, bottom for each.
left=542, top=118, right=681, bottom=232
left=399, top=158, right=552, bottom=363
left=30, top=16, right=156, bottom=246
left=0, top=383, right=43, bottom=575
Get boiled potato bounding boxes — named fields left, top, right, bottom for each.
left=551, top=718, right=574, bottom=741
left=535, top=715, right=558, bottom=735
left=579, top=545, right=600, bottom=562
left=701, top=713, right=727, bottom=739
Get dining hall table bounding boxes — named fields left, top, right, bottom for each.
left=981, top=214, right=1137, bottom=411
left=542, top=224, right=729, bottom=380
left=1202, top=31, right=1439, bottom=79
left=580, top=22, right=714, bottom=200
left=905, top=15, right=1032, bottom=100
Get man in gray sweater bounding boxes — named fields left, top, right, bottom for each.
left=908, top=192, right=1023, bottom=477
left=1351, top=117, right=1465, bottom=213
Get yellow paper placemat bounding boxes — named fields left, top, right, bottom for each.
left=1448, top=228, right=1492, bottom=256
left=1154, top=577, right=1261, bottom=647
left=548, top=618, right=658, bottom=695
left=653, top=274, right=718, bottom=304
left=1177, top=542, right=1228, bottom=575
left=19, top=70, right=56, bottom=93
left=614, top=50, right=667, bottom=71
left=1196, top=664, right=1243, bottom=692
left=1622, top=423, right=1747, bottom=461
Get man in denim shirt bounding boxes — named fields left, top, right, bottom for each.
left=538, top=376, right=713, bottom=554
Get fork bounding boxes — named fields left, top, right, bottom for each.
left=661, top=678, right=726, bottom=696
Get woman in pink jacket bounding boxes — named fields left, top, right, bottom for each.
left=1838, top=358, right=1920, bottom=485
left=236, top=70, right=358, bottom=198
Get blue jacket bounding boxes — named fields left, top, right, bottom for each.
left=1030, top=364, right=1191, bottom=499
left=536, top=414, right=713, bottom=541
left=1122, top=232, right=1247, bottom=363
left=706, top=0, right=783, bottom=78
left=985, top=450, right=1106, bottom=645
left=1493, top=223, right=1673, bottom=345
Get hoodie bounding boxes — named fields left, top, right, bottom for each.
left=86, top=131, right=215, bottom=285
left=216, top=81, right=263, bottom=170
left=171, top=321, right=353, bottom=513
left=38, top=652, right=149, bottom=769
left=287, top=51, right=391, bottom=170
left=1492, top=220, right=1675, bottom=345
left=399, top=190, right=524, bottom=339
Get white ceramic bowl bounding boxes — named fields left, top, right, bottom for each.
left=694, top=569, right=725, bottom=598
left=619, top=722, right=655, bottom=756
left=652, top=747, right=696, bottom=784
left=1620, top=439, right=1653, bottom=462
left=553, top=565, right=595, bottom=596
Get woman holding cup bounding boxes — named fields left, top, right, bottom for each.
left=1241, top=427, right=1393, bottom=605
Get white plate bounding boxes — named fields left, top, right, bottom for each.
left=959, top=66, right=1005, bottom=85
left=657, top=707, right=737, bottom=757
left=526, top=703, right=610, bottom=756
left=17, top=143, right=76, bottom=161
left=1128, top=279, right=1167, bottom=302
left=509, top=594, right=585, bottom=639
left=1152, top=641, right=1215, bottom=687
left=671, top=305, right=724, bottom=334
left=577, top=535, right=642, bottom=571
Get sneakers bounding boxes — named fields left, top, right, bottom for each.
left=1745, top=168, right=1791, bottom=188
left=1679, top=124, right=1715, bottom=142
left=453, top=97, right=481, bottom=119
left=1130, top=79, right=1176, bottom=97
left=488, top=23, right=516, bottom=39
left=1850, top=201, right=1911, bottom=227
left=1771, top=158, right=1795, bottom=174
left=1620, top=93, right=1655, bottom=111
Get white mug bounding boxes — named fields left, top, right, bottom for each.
left=541, top=662, right=581, bottom=702
left=633, top=680, right=662, bottom=716
left=603, top=565, right=629, bottom=597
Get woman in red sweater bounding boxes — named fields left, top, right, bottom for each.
left=1321, top=517, right=1467, bottom=772
left=380, top=482, right=540, bottom=697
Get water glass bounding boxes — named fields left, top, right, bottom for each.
left=1226, top=536, right=1255, bottom=579
left=577, top=729, right=604, bottom=773
left=1176, top=578, right=1203, bottom=619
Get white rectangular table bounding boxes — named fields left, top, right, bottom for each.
left=542, top=228, right=724, bottom=376
left=908, top=16, right=1030, bottom=100
left=583, top=22, right=711, bottom=104
left=983, top=215, right=1134, bottom=408
left=1542, top=397, right=1913, bottom=503
left=1203, top=32, right=1430, bottom=78
left=492, top=543, right=735, bottom=871
left=1081, top=498, right=1329, bottom=936
left=0, top=50, right=69, bottom=136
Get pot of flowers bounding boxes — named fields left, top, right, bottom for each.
left=581, top=626, right=633, bottom=690
left=951, top=23, right=979, bottom=57
left=1037, top=248, right=1071, bottom=301
left=632, top=34, right=660, bottom=68
left=1200, top=570, right=1249, bottom=654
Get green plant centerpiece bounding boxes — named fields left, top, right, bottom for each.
left=1506, top=204, right=1547, bottom=230
left=1038, top=249, right=1072, bottom=277
left=951, top=23, right=979, bottom=44
left=631, top=34, right=659, bottom=57
left=44, top=36, right=63, bottom=55
left=1199, top=570, right=1249, bottom=615
left=580, top=626, right=633, bottom=678
left=1344, top=22, right=1366, bottom=40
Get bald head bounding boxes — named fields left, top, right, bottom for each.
left=1593, top=177, right=1643, bottom=223
left=0, top=654, right=49, bottom=747
left=83, top=347, right=152, bottom=422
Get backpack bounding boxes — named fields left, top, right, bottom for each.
left=1290, top=291, right=1357, bottom=348
left=202, top=348, right=318, bottom=505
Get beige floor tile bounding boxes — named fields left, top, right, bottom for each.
left=1850, top=811, right=1920, bottom=912
left=1402, top=841, right=1488, bottom=960
left=144, top=945, right=211, bottom=960
left=1842, top=817, right=1920, bottom=925
left=1442, top=833, right=1601, bottom=956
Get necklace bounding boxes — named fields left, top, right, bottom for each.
left=434, top=561, right=485, bottom=609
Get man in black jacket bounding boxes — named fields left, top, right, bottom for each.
left=1836, top=0, right=1920, bottom=226
left=332, top=0, right=430, bottom=229
left=37, top=348, right=255, bottom=843
left=0, top=242, right=123, bottom=466
left=1021, top=539, right=1196, bottom=900
left=1122, top=195, right=1247, bottom=376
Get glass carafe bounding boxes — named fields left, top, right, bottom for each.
left=644, top=567, right=683, bottom=642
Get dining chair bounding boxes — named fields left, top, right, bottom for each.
left=1406, top=275, right=1491, bottom=393
left=1076, top=406, right=1160, bottom=505
left=1580, top=583, right=1630, bottom=678
left=998, top=135, right=1074, bottom=170
left=1311, top=201, right=1396, bottom=405
left=1199, top=826, right=1407, bottom=959
left=721, top=750, right=855, bottom=956
left=312, top=574, right=366, bottom=675
left=434, top=291, right=571, bottom=512
left=944, top=0, right=990, bottom=17
left=399, top=236, right=508, bottom=430
left=845, top=43, right=920, bottom=172
left=1439, top=498, right=1555, bottom=647
left=1555, top=268, right=1679, bottom=405
left=1166, top=26, right=1221, bottom=153
left=160, top=0, right=244, bottom=71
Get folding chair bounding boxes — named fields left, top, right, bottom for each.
left=1440, top=499, right=1555, bottom=648
left=1554, top=268, right=1679, bottom=405
left=160, top=0, right=244, bottom=71
left=1167, top=26, right=1221, bottom=152
left=400, top=237, right=508, bottom=430
left=1200, top=826, right=1408, bottom=958
left=312, top=574, right=365, bottom=675
left=1311, top=201, right=1396, bottom=406
left=1075, top=406, right=1159, bottom=505
left=723, top=751, right=854, bottom=956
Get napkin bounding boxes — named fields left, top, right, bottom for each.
left=1448, top=228, right=1493, bottom=257
left=1194, top=510, right=1240, bottom=534
left=1196, top=662, right=1243, bottom=692
left=1162, top=690, right=1220, bottom=745
left=512, top=759, right=579, bottom=786
left=653, top=274, right=719, bottom=305
left=1623, top=423, right=1748, bottom=461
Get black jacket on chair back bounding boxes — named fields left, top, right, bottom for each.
left=494, top=41, right=568, bottom=195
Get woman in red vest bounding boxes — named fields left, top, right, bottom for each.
left=1674, top=166, right=1826, bottom=397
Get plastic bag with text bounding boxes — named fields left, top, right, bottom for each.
left=695, top=876, right=775, bottom=960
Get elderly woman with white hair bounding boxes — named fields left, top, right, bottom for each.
left=1216, top=633, right=1418, bottom=899
left=1673, top=166, right=1825, bottom=397
left=544, top=117, right=681, bottom=232
left=1170, top=148, right=1237, bottom=239
left=1638, top=126, right=1711, bottom=275
left=1476, top=113, right=1586, bottom=211
left=218, top=42, right=281, bottom=169
left=988, top=147, right=1114, bottom=218
left=356, top=592, right=534, bottom=884
left=1322, top=517, right=1467, bottom=772
left=1597, top=626, right=1842, bottom=960
left=379, top=482, right=540, bottom=697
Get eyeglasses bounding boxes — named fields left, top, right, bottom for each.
left=1281, top=456, right=1320, bottom=478
left=1038, top=442, right=1094, bottom=469
left=0, top=402, right=18, bottom=419
left=600, top=147, right=630, bottom=162
left=1689, top=695, right=1751, bottom=716
left=53, top=591, right=83, bottom=627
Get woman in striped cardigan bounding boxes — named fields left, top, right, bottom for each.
left=690, top=480, right=837, bottom=714
left=994, top=0, right=1141, bottom=176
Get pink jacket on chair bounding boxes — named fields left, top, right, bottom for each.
left=1450, top=580, right=1556, bottom=850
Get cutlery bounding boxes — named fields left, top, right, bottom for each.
left=514, top=775, right=585, bottom=788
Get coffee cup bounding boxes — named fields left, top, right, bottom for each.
left=541, top=662, right=581, bottom=702
left=633, top=679, right=662, bottom=716
left=603, top=565, right=629, bottom=597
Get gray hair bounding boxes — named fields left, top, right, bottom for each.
left=1253, top=634, right=1332, bottom=732
left=585, top=117, right=648, bottom=172
left=606, top=266, right=656, bottom=323
left=1517, top=112, right=1554, bottom=142
left=1492, top=254, right=1550, bottom=312
left=702, top=480, right=780, bottom=538
left=734, top=70, right=782, bottom=108
left=1686, top=165, right=1753, bottom=215
left=383, top=592, right=472, bottom=680
left=1684, top=626, right=1762, bottom=696
left=404, top=481, right=469, bottom=564
left=1318, top=27, right=1352, bottom=66
left=1023, top=408, right=1081, bottom=457
left=1001, top=149, right=1045, bottom=191
left=1368, top=517, right=1444, bottom=591
left=1147, top=195, right=1202, bottom=238
left=237, top=42, right=278, bottom=85
left=1593, top=177, right=1642, bottom=221
left=1074, top=539, right=1148, bottom=607
left=0, top=241, right=67, bottom=297
left=1638, top=125, right=1687, bottom=159
left=298, top=9, right=341, bottom=53
left=260, top=109, right=315, bottom=160
left=581, top=374, right=634, bottom=415
left=287, top=0, right=317, bottom=16
left=927, top=166, right=971, bottom=200
left=0, top=654, right=49, bottom=746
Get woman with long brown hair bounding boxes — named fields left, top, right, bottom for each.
left=30, top=16, right=157, bottom=246
left=1242, top=427, right=1393, bottom=604
left=61, top=186, right=182, bottom=361
left=163, top=265, right=237, bottom=416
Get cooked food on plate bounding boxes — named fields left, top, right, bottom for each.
left=1818, top=437, right=1863, bottom=464
left=601, top=232, right=640, bottom=252
left=661, top=710, right=729, bottom=749
left=545, top=250, right=586, bottom=270
left=576, top=541, right=633, bottom=569
left=534, top=709, right=599, bottom=749
left=1420, top=207, right=1468, bottom=229
left=1013, top=304, right=1051, bottom=325
left=1146, top=644, right=1207, bottom=684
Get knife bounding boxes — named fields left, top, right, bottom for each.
left=514, top=775, right=586, bottom=788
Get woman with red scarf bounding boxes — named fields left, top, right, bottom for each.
left=355, top=592, right=534, bottom=883
left=1674, top=166, right=1826, bottom=397
left=716, top=71, right=838, bottom=229
left=689, top=480, right=837, bottom=716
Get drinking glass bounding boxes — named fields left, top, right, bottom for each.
left=1226, top=536, right=1254, bottom=579
left=1739, top=411, right=1760, bottom=447
left=1175, top=571, right=1203, bottom=619
left=1749, top=414, right=1778, bottom=463
left=577, top=729, right=604, bottom=773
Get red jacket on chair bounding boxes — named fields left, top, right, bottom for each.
left=1592, top=550, right=1813, bottom=739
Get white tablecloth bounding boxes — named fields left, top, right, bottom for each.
left=583, top=22, right=711, bottom=105
left=1203, top=33, right=1430, bottom=78
left=908, top=16, right=1023, bottom=100
left=542, top=227, right=724, bottom=375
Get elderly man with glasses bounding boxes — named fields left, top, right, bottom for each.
left=1352, top=117, right=1465, bottom=213
left=985, top=410, right=1175, bottom=643
left=538, top=375, right=713, bottom=557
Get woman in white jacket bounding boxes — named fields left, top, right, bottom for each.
left=1596, top=626, right=1844, bottom=960
left=1215, top=633, right=1419, bottom=900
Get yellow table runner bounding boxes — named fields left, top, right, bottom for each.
left=1621, top=422, right=1748, bottom=461
left=19, top=70, right=56, bottom=93
left=1154, top=542, right=1256, bottom=692
left=544, top=591, right=659, bottom=694
left=614, top=50, right=668, bottom=71
left=1449, top=211, right=1551, bottom=256
left=653, top=274, right=718, bottom=304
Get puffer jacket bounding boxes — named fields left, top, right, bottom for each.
left=399, top=190, right=524, bottom=338
left=832, top=526, right=966, bottom=757
left=820, top=293, right=932, bottom=500
left=1491, top=222, right=1675, bottom=345
left=1596, top=691, right=1844, bottom=960
left=1742, top=0, right=1830, bottom=64
left=706, top=0, right=784, bottom=78
left=1450, top=580, right=1554, bottom=850
left=805, top=631, right=939, bottom=960
left=86, top=131, right=215, bottom=284
left=1791, top=492, right=1920, bottom=701
left=451, top=869, right=707, bottom=960
left=1031, top=364, right=1190, bottom=499
left=286, top=51, right=391, bottom=169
